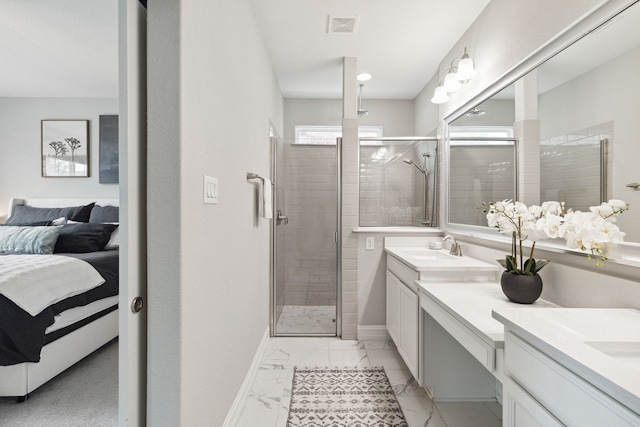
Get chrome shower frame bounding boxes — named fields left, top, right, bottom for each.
left=270, top=134, right=342, bottom=337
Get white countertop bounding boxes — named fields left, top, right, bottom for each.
left=353, top=227, right=443, bottom=234
left=385, top=246, right=500, bottom=272
left=419, top=281, right=556, bottom=349
left=493, top=308, right=640, bottom=413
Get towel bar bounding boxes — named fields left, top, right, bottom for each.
left=246, top=172, right=274, bottom=185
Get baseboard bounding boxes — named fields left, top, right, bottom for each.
left=357, top=325, right=390, bottom=341
left=223, top=327, right=270, bottom=427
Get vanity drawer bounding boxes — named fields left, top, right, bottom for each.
left=387, top=255, right=419, bottom=292
left=420, top=292, right=494, bottom=371
left=505, top=331, right=640, bottom=426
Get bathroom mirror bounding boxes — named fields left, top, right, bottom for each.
left=448, top=84, right=517, bottom=227
left=446, top=1, right=640, bottom=242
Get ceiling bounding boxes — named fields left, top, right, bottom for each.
left=250, top=0, right=491, bottom=99
left=0, top=0, right=491, bottom=100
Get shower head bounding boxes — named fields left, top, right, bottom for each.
left=403, top=158, right=427, bottom=174
left=357, top=83, right=369, bottom=117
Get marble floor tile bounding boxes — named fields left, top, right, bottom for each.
left=328, top=348, right=370, bottom=367
left=327, top=338, right=365, bottom=350
left=436, top=401, right=502, bottom=427
left=396, top=394, right=447, bottom=427
left=366, top=348, right=409, bottom=370
left=286, top=349, right=330, bottom=368
left=363, top=339, right=396, bottom=350
left=385, top=368, right=425, bottom=397
left=485, top=400, right=503, bottom=420
left=268, top=337, right=330, bottom=351
left=237, top=337, right=502, bottom=427
left=236, top=401, right=281, bottom=427
left=275, top=305, right=336, bottom=334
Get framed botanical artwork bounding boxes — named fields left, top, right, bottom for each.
left=41, top=119, right=90, bottom=177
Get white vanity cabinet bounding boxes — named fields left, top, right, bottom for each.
left=494, top=309, right=640, bottom=427
left=502, top=331, right=640, bottom=427
left=384, top=239, right=501, bottom=387
left=386, top=256, right=419, bottom=378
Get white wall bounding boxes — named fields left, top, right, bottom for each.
left=283, top=98, right=414, bottom=140
left=147, top=0, right=283, bottom=425
left=0, top=97, right=119, bottom=220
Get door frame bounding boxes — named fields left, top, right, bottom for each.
left=118, top=0, right=147, bottom=425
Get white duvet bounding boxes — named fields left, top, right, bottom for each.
left=0, top=254, right=105, bottom=316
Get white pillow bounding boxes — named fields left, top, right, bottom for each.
left=105, top=226, right=120, bottom=250
left=50, top=217, right=67, bottom=225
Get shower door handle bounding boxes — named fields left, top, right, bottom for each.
left=276, top=210, right=289, bottom=225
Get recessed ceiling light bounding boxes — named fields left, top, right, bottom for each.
left=357, top=73, right=372, bottom=82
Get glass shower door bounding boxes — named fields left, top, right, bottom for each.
left=271, top=137, right=339, bottom=336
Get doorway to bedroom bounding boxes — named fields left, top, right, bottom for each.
left=270, top=131, right=341, bottom=336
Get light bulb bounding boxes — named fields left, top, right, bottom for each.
left=430, top=86, right=449, bottom=104
left=443, top=71, right=462, bottom=92
left=456, top=57, right=477, bottom=82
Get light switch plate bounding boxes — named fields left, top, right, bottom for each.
left=365, top=236, right=374, bottom=250
left=203, top=175, right=218, bottom=204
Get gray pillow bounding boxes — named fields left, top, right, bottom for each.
left=0, top=226, right=63, bottom=254
left=6, top=203, right=95, bottom=224
left=89, top=205, right=119, bottom=224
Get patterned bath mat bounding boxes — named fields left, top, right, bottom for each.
left=287, top=366, right=408, bottom=427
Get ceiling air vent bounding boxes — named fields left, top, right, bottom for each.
left=328, top=15, right=359, bottom=35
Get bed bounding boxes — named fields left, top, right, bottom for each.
left=0, top=198, right=120, bottom=400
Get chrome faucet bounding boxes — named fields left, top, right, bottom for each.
left=443, top=235, right=463, bottom=256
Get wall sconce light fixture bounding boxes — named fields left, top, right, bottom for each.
left=431, top=47, right=477, bottom=104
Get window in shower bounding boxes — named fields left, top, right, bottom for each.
left=359, top=138, right=438, bottom=227
left=294, top=125, right=382, bottom=145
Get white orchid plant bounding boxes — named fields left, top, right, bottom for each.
left=483, top=199, right=629, bottom=274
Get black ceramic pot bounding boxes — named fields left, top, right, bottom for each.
left=500, top=271, right=543, bottom=304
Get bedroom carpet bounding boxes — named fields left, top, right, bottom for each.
left=0, top=339, right=118, bottom=426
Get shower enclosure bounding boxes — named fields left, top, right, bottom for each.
left=359, top=138, right=438, bottom=227
left=270, top=136, right=341, bottom=336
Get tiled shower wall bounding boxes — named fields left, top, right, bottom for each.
left=280, top=143, right=337, bottom=306
left=359, top=141, right=437, bottom=227
left=540, top=125, right=610, bottom=211
left=449, top=145, right=516, bottom=226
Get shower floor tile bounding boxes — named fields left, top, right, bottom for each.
left=276, top=305, right=336, bottom=335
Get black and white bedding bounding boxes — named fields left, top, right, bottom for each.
left=0, top=250, right=119, bottom=366
left=0, top=201, right=120, bottom=367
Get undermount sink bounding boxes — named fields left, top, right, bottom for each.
left=385, top=246, right=500, bottom=273
left=586, top=341, right=640, bottom=370
left=400, top=249, right=457, bottom=260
